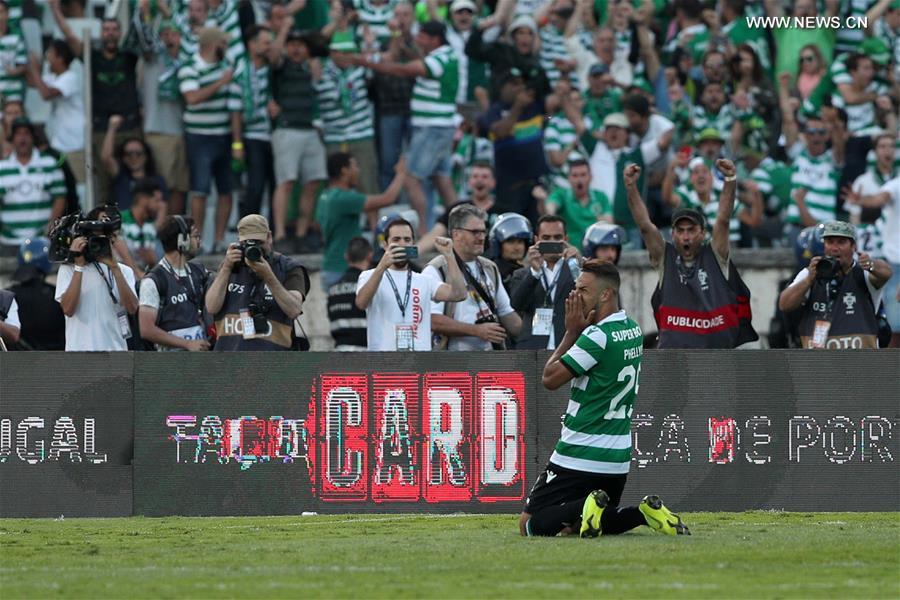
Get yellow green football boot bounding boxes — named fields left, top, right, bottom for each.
left=639, top=495, right=691, bottom=535
left=579, top=490, right=610, bottom=538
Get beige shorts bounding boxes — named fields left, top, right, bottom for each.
left=272, top=128, right=327, bottom=185
left=65, top=150, right=86, bottom=183
left=145, top=133, right=189, bottom=193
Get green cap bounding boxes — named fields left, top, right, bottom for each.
left=158, top=19, right=178, bottom=33
left=859, top=37, right=890, bottom=65
left=630, top=76, right=653, bottom=94
left=741, top=116, right=769, bottom=156
left=821, top=220, right=856, bottom=241
left=696, top=127, right=725, bottom=143
left=329, top=30, right=359, bottom=53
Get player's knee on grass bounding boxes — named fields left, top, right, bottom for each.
left=519, top=512, right=530, bottom=536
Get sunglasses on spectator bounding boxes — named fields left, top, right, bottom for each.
left=455, top=8, right=474, bottom=14
left=805, top=127, right=828, bottom=135
left=124, top=150, right=145, bottom=157
left=801, top=55, right=816, bottom=63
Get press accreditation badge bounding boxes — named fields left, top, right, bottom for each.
left=116, top=309, right=132, bottom=340
left=395, top=324, right=415, bottom=351
left=811, top=320, right=831, bottom=349
left=240, top=309, right=256, bottom=339
left=532, top=308, right=554, bottom=336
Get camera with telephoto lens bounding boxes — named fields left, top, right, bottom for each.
left=816, top=256, right=839, bottom=280
left=48, top=212, right=121, bottom=263
left=475, top=314, right=506, bottom=351
left=235, top=239, right=267, bottom=267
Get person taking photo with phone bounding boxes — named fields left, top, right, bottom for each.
left=355, top=218, right=467, bottom=351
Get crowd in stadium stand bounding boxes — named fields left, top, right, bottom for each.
left=0, top=0, right=898, bottom=352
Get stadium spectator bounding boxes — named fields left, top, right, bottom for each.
left=523, top=259, right=690, bottom=538
left=49, top=0, right=140, bottom=197
left=769, top=0, right=837, bottom=83
left=327, top=236, right=372, bottom=351
left=425, top=204, right=522, bottom=350
left=544, top=159, right=613, bottom=247
left=139, top=215, right=211, bottom=351
left=565, top=20, right=632, bottom=90
left=847, top=133, right=897, bottom=225
left=542, top=82, right=586, bottom=190
left=509, top=215, right=579, bottom=350
left=794, top=45, right=827, bottom=101
left=55, top=208, right=139, bottom=352
left=465, top=13, right=550, bottom=103
left=0, top=287, right=20, bottom=348
left=119, top=179, right=165, bottom=279
left=239, top=25, right=276, bottom=226
left=134, top=15, right=189, bottom=216
left=101, top=117, right=169, bottom=213
left=24, top=40, right=85, bottom=186
left=845, top=175, right=900, bottom=347
left=487, top=212, right=532, bottom=287
left=419, top=161, right=498, bottom=253
left=741, top=124, right=792, bottom=247
left=4, top=238, right=64, bottom=350
left=625, top=161, right=758, bottom=349
left=445, top=0, right=488, bottom=105
left=778, top=220, right=891, bottom=349
left=205, top=214, right=308, bottom=351
left=268, top=26, right=328, bottom=250
left=0, top=118, right=66, bottom=253
left=372, top=1, right=418, bottom=190
left=581, top=63, right=622, bottom=127
left=177, top=26, right=242, bottom=251
left=316, top=33, right=378, bottom=196
left=622, top=93, right=674, bottom=188
left=356, top=220, right=466, bottom=351
left=478, top=68, right=548, bottom=223
left=0, top=0, right=27, bottom=104
left=582, top=222, right=626, bottom=264
left=318, top=152, right=407, bottom=290
left=359, top=20, right=460, bottom=234
left=0, top=99, right=23, bottom=159
left=536, top=0, right=581, bottom=90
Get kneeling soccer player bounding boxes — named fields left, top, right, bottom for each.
left=519, top=260, right=690, bottom=537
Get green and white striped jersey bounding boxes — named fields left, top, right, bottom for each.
left=554, top=310, right=643, bottom=475
left=353, top=0, right=397, bottom=46
left=5, top=0, right=21, bottom=31
left=411, top=44, right=459, bottom=128
left=315, top=61, right=374, bottom=143
left=676, top=184, right=742, bottom=242
left=835, top=0, right=873, bottom=54
left=690, top=104, right=735, bottom=141
left=241, top=61, right=271, bottom=141
left=543, top=112, right=587, bottom=190
left=831, top=79, right=889, bottom=138
left=539, top=25, right=590, bottom=89
left=172, top=0, right=246, bottom=64
left=120, top=209, right=157, bottom=257
left=0, top=150, right=66, bottom=246
left=750, top=156, right=792, bottom=214
left=787, top=144, right=839, bottom=225
left=177, top=55, right=242, bottom=135
left=0, top=31, right=27, bottom=102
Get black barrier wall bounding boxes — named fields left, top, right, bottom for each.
left=1, top=351, right=898, bottom=517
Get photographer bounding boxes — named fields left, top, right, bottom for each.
left=139, top=216, right=210, bottom=351
left=205, top=214, right=309, bottom=351
left=355, top=219, right=466, bottom=351
left=779, top=221, right=891, bottom=349
left=424, top=204, right=522, bottom=350
left=509, top=215, right=579, bottom=350
left=54, top=212, right=139, bottom=352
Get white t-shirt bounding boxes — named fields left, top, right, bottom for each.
left=879, top=177, right=899, bottom=264
left=357, top=267, right=440, bottom=351
left=791, top=264, right=885, bottom=310
left=44, top=68, right=85, bottom=153
left=2, top=297, right=20, bottom=330
left=55, top=263, right=136, bottom=351
left=424, top=259, right=516, bottom=351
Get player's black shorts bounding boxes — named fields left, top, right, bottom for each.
left=523, top=462, right=628, bottom=514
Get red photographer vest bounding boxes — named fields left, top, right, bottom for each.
left=651, top=243, right=757, bottom=349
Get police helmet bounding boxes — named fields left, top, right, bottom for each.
left=18, top=237, right=53, bottom=274
left=794, top=224, right=825, bottom=268
left=582, top=223, right=627, bottom=262
left=488, top=212, right=533, bottom=258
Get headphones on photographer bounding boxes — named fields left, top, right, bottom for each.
left=174, top=215, right=191, bottom=254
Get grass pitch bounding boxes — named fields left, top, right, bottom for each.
left=1, top=512, right=898, bottom=598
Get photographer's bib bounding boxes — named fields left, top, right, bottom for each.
left=798, top=265, right=880, bottom=350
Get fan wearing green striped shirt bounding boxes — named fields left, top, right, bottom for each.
left=520, top=259, right=691, bottom=538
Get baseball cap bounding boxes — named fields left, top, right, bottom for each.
left=859, top=37, right=890, bottom=66
left=450, top=0, right=477, bottom=12
left=237, top=215, right=270, bottom=241
left=286, top=29, right=305, bottom=42
left=603, top=112, right=629, bottom=129
left=671, top=207, right=706, bottom=228
left=688, top=157, right=712, bottom=172
left=696, top=127, right=724, bottom=144
left=509, top=14, right=537, bottom=35
left=821, top=220, right=856, bottom=241
left=420, top=20, right=447, bottom=39
left=589, top=63, right=610, bottom=77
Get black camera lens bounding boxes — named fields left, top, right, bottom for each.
left=245, top=245, right=264, bottom=262
left=816, top=256, right=837, bottom=280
